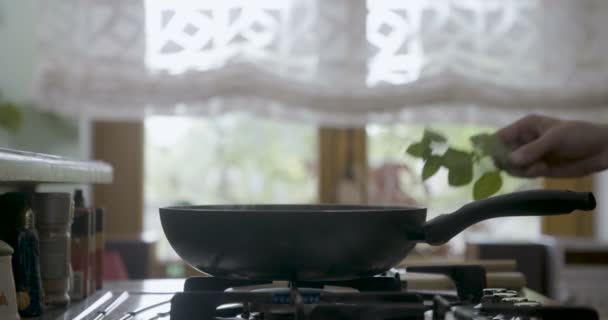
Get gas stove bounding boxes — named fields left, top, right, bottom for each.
left=39, top=265, right=599, bottom=320
left=167, top=265, right=599, bottom=320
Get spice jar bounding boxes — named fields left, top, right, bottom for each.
left=31, top=192, right=73, bottom=306
left=13, top=204, right=45, bottom=317
left=0, top=193, right=45, bottom=317
left=69, top=210, right=90, bottom=301
left=95, top=208, right=105, bottom=290
left=88, top=203, right=96, bottom=294
left=0, top=241, right=19, bottom=320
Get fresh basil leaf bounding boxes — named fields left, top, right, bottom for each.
left=447, top=162, right=473, bottom=186
left=423, top=129, right=446, bottom=143
left=406, top=142, right=426, bottom=158
left=422, top=156, right=442, bottom=181
left=407, top=129, right=508, bottom=199
left=443, top=148, right=474, bottom=186
left=473, top=171, right=503, bottom=200
left=441, top=148, right=473, bottom=169
left=422, top=145, right=433, bottom=160
left=470, top=133, right=492, bottom=152
left=470, top=132, right=509, bottom=161
left=490, top=138, right=510, bottom=164
left=0, top=103, right=23, bottom=134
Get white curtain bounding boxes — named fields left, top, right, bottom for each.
left=35, top=0, right=608, bottom=126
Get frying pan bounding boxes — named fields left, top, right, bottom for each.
left=160, top=190, right=595, bottom=281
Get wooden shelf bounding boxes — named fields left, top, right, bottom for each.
left=0, top=148, right=113, bottom=184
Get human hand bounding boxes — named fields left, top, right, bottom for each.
left=495, top=115, right=608, bottom=178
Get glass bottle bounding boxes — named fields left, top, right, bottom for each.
left=13, top=207, right=44, bottom=317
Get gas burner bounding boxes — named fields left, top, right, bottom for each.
left=216, top=287, right=426, bottom=320
left=172, top=290, right=427, bottom=320
left=169, top=275, right=427, bottom=320
left=167, top=266, right=600, bottom=320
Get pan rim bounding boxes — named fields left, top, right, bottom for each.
left=160, top=204, right=425, bottom=213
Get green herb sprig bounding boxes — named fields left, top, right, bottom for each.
left=406, top=129, right=509, bottom=200
left=0, top=93, right=23, bottom=134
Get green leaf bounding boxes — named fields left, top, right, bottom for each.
left=422, top=156, right=442, bottom=181
left=406, top=142, right=426, bottom=158
left=442, top=148, right=473, bottom=187
left=423, top=129, right=446, bottom=143
left=490, top=139, right=510, bottom=164
left=447, top=162, right=473, bottom=186
left=470, top=133, right=509, bottom=161
left=0, top=103, right=23, bottom=134
left=441, top=148, right=473, bottom=169
left=422, top=146, right=433, bottom=160
left=442, top=148, right=474, bottom=186
left=473, top=171, right=503, bottom=200
left=470, top=133, right=491, bottom=145
left=470, top=133, right=499, bottom=156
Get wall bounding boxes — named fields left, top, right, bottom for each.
left=0, top=0, right=37, bottom=103
left=0, top=1, right=81, bottom=158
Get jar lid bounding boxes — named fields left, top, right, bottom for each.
left=31, top=192, right=73, bottom=225
left=0, top=240, right=14, bottom=255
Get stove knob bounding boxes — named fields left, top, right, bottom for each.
left=492, top=292, right=518, bottom=302
left=514, top=301, right=541, bottom=307
left=501, top=297, right=528, bottom=304
left=483, top=288, right=507, bottom=295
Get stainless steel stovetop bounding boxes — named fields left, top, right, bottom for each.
left=33, top=266, right=599, bottom=320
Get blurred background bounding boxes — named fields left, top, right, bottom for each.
left=0, top=0, right=607, bottom=285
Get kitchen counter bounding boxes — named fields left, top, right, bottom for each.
left=32, top=280, right=183, bottom=320
left=32, top=278, right=553, bottom=320
left=0, top=148, right=112, bottom=184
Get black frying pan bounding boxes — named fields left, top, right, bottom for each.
left=159, top=190, right=595, bottom=281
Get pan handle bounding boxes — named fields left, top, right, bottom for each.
left=420, top=190, right=595, bottom=245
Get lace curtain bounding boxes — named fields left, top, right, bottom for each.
left=35, top=0, right=608, bottom=126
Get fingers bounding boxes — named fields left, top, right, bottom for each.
left=496, top=115, right=539, bottom=144
left=495, top=115, right=607, bottom=178
left=496, top=114, right=559, bottom=148
left=507, top=162, right=548, bottom=178
left=504, top=153, right=607, bottom=178
left=495, top=118, right=528, bottom=147
left=493, top=115, right=548, bottom=171
left=508, top=130, right=559, bottom=167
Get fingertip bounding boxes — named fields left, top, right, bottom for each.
left=492, top=156, right=507, bottom=170
left=505, top=167, right=529, bottom=178
left=501, top=160, right=549, bottom=178
left=508, top=133, right=557, bottom=168
left=523, top=162, right=548, bottom=178
left=495, top=126, right=516, bottom=144
left=509, top=149, right=527, bottom=166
